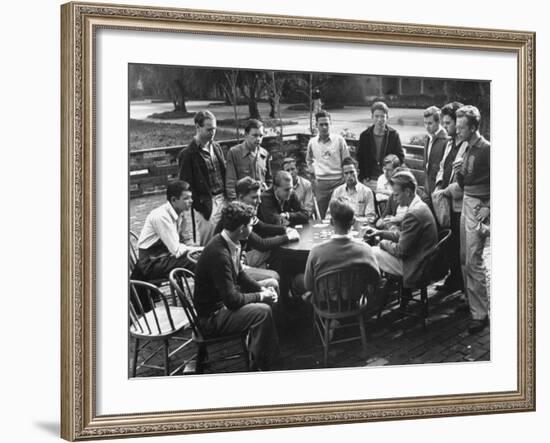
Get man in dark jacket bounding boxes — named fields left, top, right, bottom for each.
left=366, top=171, right=438, bottom=289
left=357, top=101, right=404, bottom=189
left=423, top=106, right=448, bottom=196
left=178, top=110, right=226, bottom=246
left=258, top=171, right=309, bottom=227
left=193, top=202, right=280, bottom=371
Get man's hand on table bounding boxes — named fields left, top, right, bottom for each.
left=285, top=227, right=300, bottom=242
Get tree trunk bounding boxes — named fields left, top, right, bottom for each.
left=173, top=79, right=188, bottom=113
left=248, top=98, right=261, bottom=120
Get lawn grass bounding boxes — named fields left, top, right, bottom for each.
left=129, top=119, right=239, bottom=151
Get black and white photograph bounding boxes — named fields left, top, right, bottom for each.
left=128, top=64, right=491, bottom=377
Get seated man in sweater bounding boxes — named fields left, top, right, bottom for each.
left=292, top=198, right=380, bottom=300
left=366, top=171, right=438, bottom=289
left=193, top=202, right=280, bottom=371
left=214, top=177, right=300, bottom=284
left=258, top=170, right=309, bottom=227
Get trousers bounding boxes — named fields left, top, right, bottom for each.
left=461, top=194, right=490, bottom=320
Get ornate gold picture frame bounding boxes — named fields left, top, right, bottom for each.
left=61, top=1, right=535, bottom=440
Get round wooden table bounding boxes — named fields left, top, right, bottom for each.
left=280, top=220, right=372, bottom=255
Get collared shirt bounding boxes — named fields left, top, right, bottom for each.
left=197, top=139, right=225, bottom=195
left=329, top=181, right=376, bottom=221
left=221, top=230, right=242, bottom=273
left=331, top=233, right=353, bottom=240
left=137, top=202, right=189, bottom=258
left=376, top=173, right=393, bottom=202
left=225, top=142, right=271, bottom=200
left=306, top=133, right=351, bottom=180
left=292, top=175, right=314, bottom=215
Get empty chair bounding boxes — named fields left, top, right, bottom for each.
left=169, top=268, right=250, bottom=374
left=129, top=280, right=193, bottom=376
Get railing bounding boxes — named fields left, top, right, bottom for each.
left=129, top=133, right=425, bottom=198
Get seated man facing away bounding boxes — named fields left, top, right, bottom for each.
left=328, top=157, right=376, bottom=224
left=292, top=198, right=380, bottom=301
left=132, top=180, right=202, bottom=283
left=366, top=171, right=438, bottom=289
left=193, top=202, right=280, bottom=371
left=214, top=177, right=300, bottom=285
left=282, top=157, right=315, bottom=217
left=258, top=170, right=309, bottom=227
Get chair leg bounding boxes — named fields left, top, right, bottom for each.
left=132, top=338, right=139, bottom=377
left=196, top=344, right=207, bottom=374
left=323, top=319, right=330, bottom=367
left=421, top=287, right=428, bottom=329
left=242, top=337, right=250, bottom=371
left=163, top=340, right=170, bottom=376
left=358, top=314, right=368, bottom=358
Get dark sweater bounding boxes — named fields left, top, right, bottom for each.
left=456, top=134, right=490, bottom=199
left=193, top=234, right=262, bottom=317
left=214, top=217, right=289, bottom=252
left=304, top=237, right=380, bottom=292
left=258, top=188, right=309, bottom=226
left=357, top=125, right=404, bottom=181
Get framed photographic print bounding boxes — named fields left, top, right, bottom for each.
left=61, top=1, right=535, bottom=440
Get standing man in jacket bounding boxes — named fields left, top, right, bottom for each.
left=423, top=105, right=448, bottom=196
left=357, top=101, right=405, bottom=191
left=433, top=102, right=466, bottom=293
left=225, top=119, right=272, bottom=200
left=178, top=110, right=227, bottom=246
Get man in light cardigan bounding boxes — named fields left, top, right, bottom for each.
left=306, top=110, right=351, bottom=219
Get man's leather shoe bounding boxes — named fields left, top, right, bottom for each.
left=468, top=316, right=489, bottom=334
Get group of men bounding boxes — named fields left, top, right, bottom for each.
left=131, top=100, right=491, bottom=370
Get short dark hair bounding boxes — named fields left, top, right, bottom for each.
left=456, top=105, right=481, bottom=130
left=166, top=180, right=190, bottom=201
left=383, top=154, right=401, bottom=169
left=222, top=202, right=255, bottom=232
left=389, top=171, right=417, bottom=193
left=342, top=156, right=358, bottom=169
left=194, top=110, right=216, bottom=127
left=244, top=119, right=263, bottom=134
left=282, top=157, right=297, bottom=169
left=329, top=197, right=355, bottom=230
left=371, top=101, right=389, bottom=115
left=441, top=101, right=464, bottom=123
left=423, top=106, right=441, bottom=122
left=235, top=177, right=261, bottom=199
left=273, top=170, right=292, bottom=187
left=315, top=110, right=331, bottom=122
